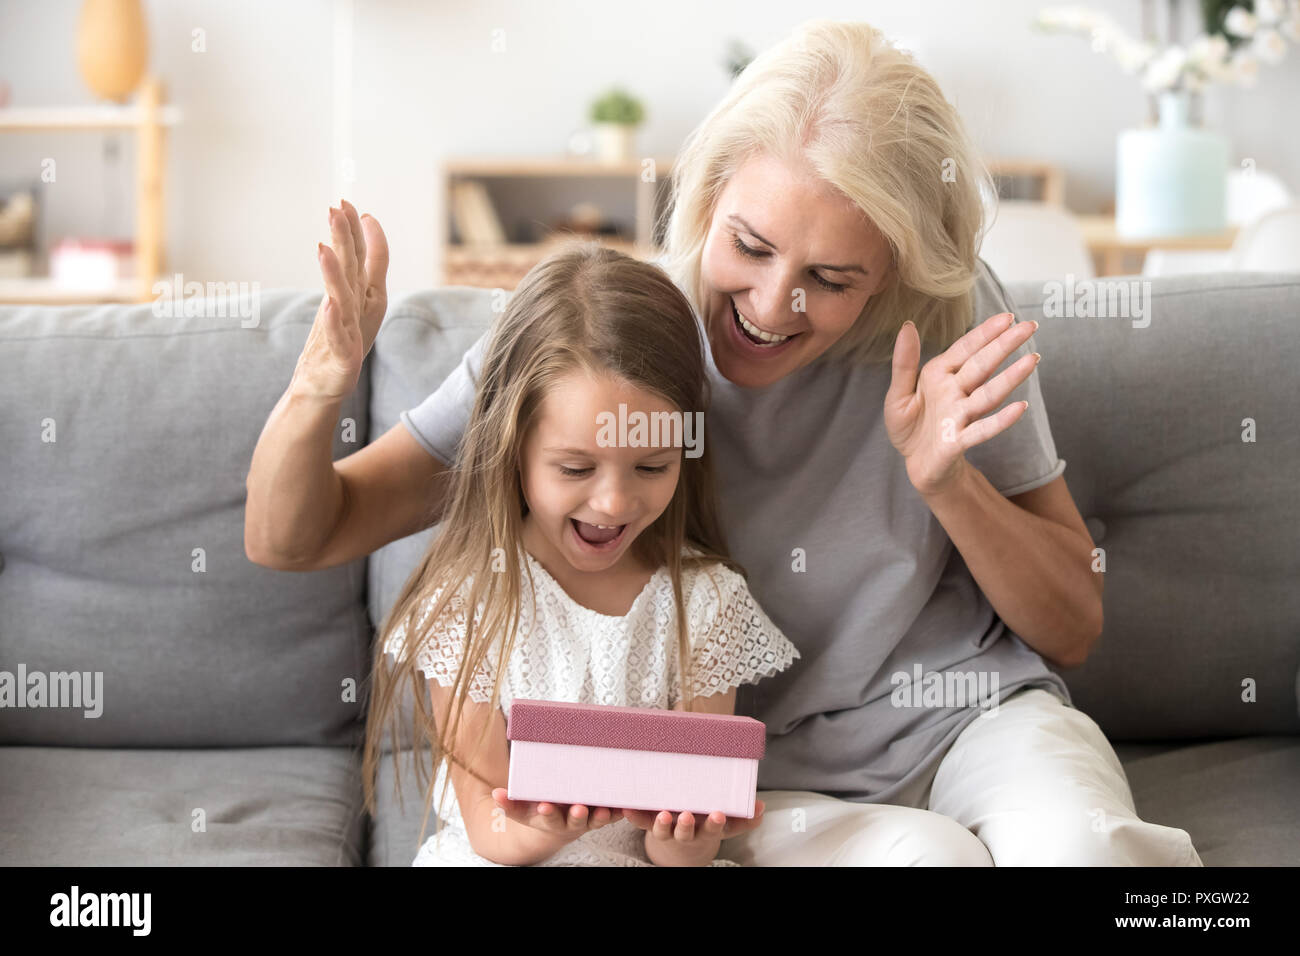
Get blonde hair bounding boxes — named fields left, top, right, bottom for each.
left=660, top=18, right=993, bottom=364
left=361, top=241, right=743, bottom=846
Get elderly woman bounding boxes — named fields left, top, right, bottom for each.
left=246, top=19, right=1201, bottom=865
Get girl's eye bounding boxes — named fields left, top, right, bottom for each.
left=731, top=234, right=849, bottom=295
left=638, top=464, right=670, bottom=474
left=558, top=466, right=591, bottom=477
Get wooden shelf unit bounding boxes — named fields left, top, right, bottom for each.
left=0, top=76, right=180, bottom=305
left=988, top=159, right=1066, bottom=206
left=441, top=155, right=675, bottom=289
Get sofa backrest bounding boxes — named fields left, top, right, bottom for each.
left=1004, top=271, right=1300, bottom=740
left=0, top=291, right=372, bottom=748
left=368, top=272, right=1300, bottom=746
left=364, top=285, right=495, bottom=751
left=4, top=271, right=1295, bottom=752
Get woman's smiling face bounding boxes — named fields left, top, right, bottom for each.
left=700, top=151, right=895, bottom=388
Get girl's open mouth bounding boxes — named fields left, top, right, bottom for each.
left=570, top=518, right=627, bottom=552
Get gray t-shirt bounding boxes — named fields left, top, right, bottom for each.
left=399, top=258, right=1072, bottom=805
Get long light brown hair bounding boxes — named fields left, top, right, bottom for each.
left=361, top=240, right=743, bottom=847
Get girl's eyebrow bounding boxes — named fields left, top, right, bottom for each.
left=726, top=213, right=869, bottom=275
left=543, top=445, right=679, bottom=458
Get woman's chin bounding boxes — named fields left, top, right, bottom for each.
left=713, top=337, right=804, bottom=389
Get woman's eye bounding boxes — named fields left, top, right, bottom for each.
left=558, top=466, right=591, bottom=477
left=814, top=274, right=849, bottom=294
left=733, top=234, right=849, bottom=294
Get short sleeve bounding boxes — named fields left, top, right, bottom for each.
left=683, top=564, right=801, bottom=699
left=399, top=329, right=491, bottom=467
left=382, top=580, right=497, bottom=704
left=959, top=258, right=1067, bottom=497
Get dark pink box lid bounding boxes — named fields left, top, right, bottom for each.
left=507, top=698, right=766, bottom=760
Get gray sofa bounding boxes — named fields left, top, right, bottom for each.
left=2, top=270, right=1297, bottom=866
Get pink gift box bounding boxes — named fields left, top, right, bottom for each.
left=506, top=699, right=766, bottom=818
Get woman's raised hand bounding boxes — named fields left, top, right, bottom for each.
left=883, top=312, right=1041, bottom=498
left=291, top=200, right=389, bottom=401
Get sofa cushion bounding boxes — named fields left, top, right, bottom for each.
left=1004, top=272, right=1300, bottom=740
left=367, top=745, right=442, bottom=866
left=0, top=291, right=372, bottom=747
left=371, top=741, right=1300, bottom=867
left=1115, top=736, right=1300, bottom=866
left=0, top=745, right=365, bottom=865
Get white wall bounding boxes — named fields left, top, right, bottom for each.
left=1, top=0, right=1297, bottom=296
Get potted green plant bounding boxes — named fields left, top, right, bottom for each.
left=589, top=87, right=645, bottom=164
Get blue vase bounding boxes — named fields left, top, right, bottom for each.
left=1116, top=90, right=1228, bottom=238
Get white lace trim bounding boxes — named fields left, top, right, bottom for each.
left=382, top=578, right=499, bottom=704
left=384, top=554, right=800, bottom=715
left=681, top=564, right=801, bottom=701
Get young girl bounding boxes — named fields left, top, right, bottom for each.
left=361, top=242, right=800, bottom=867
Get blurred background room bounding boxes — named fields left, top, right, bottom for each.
left=0, top=0, right=1297, bottom=305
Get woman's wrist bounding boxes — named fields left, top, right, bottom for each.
left=287, top=365, right=350, bottom=407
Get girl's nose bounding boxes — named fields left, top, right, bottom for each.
left=588, top=474, right=634, bottom=522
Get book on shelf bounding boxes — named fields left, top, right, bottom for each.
left=450, top=180, right=506, bottom=246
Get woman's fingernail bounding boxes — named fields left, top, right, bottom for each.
left=1032, top=351, right=1042, bottom=364
left=1032, top=320, right=1040, bottom=332
left=317, top=242, right=325, bottom=256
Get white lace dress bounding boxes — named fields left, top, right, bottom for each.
left=383, top=547, right=800, bottom=867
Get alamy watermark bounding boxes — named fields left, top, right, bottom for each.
left=152, top=273, right=261, bottom=328
left=890, top=664, right=1000, bottom=718
left=1041, top=273, right=1152, bottom=328
left=50, top=885, right=150, bottom=935
left=595, top=403, right=704, bottom=459
left=0, top=664, right=103, bottom=718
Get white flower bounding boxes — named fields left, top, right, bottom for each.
left=1254, top=0, right=1287, bottom=24
left=1035, top=4, right=1286, bottom=91
left=1142, top=44, right=1188, bottom=91
left=1114, top=37, right=1156, bottom=72
left=1230, top=50, right=1261, bottom=86
left=1225, top=7, right=1259, bottom=38
left=1187, top=33, right=1233, bottom=80
left=1253, top=28, right=1289, bottom=62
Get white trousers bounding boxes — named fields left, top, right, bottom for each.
left=718, top=688, right=1203, bottom=866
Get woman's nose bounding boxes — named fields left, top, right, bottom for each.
left=750, top=276, right=798, bottom=326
